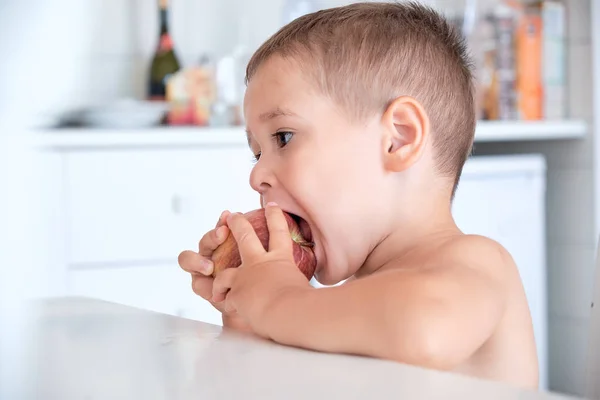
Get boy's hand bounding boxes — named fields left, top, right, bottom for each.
left=177, top=210, right=252, bottom=332
left=212, top=202, right=313, bottom=338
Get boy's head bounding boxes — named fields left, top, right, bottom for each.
left=242, top=1, right=476, bottom=284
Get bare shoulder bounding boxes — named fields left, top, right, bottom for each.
left=399, top=234, right=519, bottom=312
left=434, top=234, right=513, bottom=262
left=428, top=234, right=516, bottom=282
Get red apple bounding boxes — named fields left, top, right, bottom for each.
left=211, top=208, right=316, bottom=280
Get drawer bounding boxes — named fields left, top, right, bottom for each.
left=64, top=148, right=258, bottom=265
left=67, top=263, right=223, bottom=326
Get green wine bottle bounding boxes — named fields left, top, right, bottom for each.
left=148, top=0, right=181, bottom=101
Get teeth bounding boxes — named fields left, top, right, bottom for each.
left=287, top=212, right=313, bottom=244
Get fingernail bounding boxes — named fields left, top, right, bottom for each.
left=216, top=226, right=227, bottom=240
left=267, top=202, right=278, bottom=207
left=227, top=212, right=241, bottom=220
left=200, top=259, right=213, bottom=274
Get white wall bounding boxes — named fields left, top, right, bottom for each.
left=47, top=0, right=293, bottom=112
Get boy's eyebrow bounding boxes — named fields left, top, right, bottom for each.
left=258, top=107, right=297, bottom=121
left=245, top=107, right=299, bottom=147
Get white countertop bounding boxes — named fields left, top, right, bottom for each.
left=24, top=297, right=575, bottom=399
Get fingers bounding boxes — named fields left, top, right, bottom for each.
left=195, top=210, right=231, bottom=258
left=191, top=273, right=215, bottom=301
left=181, top=210, right=238, bottom=315
left=215, top=210, right=231, bottom=229
left=199, top=225, right=229, bottom=258
left=226, top=212, right=265, bottom=262
left=178, top=250, right=213, bottom=276
left=212, top=268, right=237, bottom=303
left=264, top=202, right=293, bottom=253
left=183, top=210, right=232, bottom=275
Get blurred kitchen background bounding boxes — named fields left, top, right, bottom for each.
left=0, top=0, right=598, bottom=397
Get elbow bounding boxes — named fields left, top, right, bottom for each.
left=386, top=324, right=461, bottom=371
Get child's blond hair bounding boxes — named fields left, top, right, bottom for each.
left=246, top=1, right=476, bottom=194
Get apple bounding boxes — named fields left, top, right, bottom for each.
left=211, top=208, right=316, bottom=280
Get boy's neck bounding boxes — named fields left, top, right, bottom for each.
left=356, top=195, right=460, bottom=278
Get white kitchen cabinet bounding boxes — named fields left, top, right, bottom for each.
left=64, top=148, right=256, bottom=266
left=31, top=130, right=548, bottom=389
left=33, top=132, right=261, bottom=330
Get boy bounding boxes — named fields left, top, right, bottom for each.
left=178, top=1, right=539, bottom=389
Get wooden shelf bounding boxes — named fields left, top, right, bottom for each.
left=30, top=120, right=587, bottom=150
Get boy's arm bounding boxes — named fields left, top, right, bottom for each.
left=264, top=236, right=510, bottom=370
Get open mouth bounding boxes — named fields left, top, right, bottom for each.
left=289, top=213, right=314, bottom=246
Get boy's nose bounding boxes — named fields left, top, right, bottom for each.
left=249, top=160, right=274, bottom=196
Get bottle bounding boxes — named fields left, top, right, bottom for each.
left=493, top=2, right=518, bottom=120
left=212, top=55, right=236, bottom=127
left=211, top=17, right=252, bottom=127
left=540, top=0, right=566, bottom=120
left=230, top=16, right=252, bottom=125
left=148, top=0, right=181, bottom=101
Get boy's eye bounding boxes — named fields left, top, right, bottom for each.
left=251, top=132, right=293, bottom=163
left=273, top=131, right=294, bottom=148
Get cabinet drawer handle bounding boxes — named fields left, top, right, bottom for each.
left=171, top=195, right=182, bottom=215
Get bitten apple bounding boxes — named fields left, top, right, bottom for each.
left=211, top=208, right=316, bottom=280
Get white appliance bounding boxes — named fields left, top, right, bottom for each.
left=453, top=153, right=548, bottom=390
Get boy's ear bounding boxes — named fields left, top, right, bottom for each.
left=380, top=96, right=430, bottom=172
